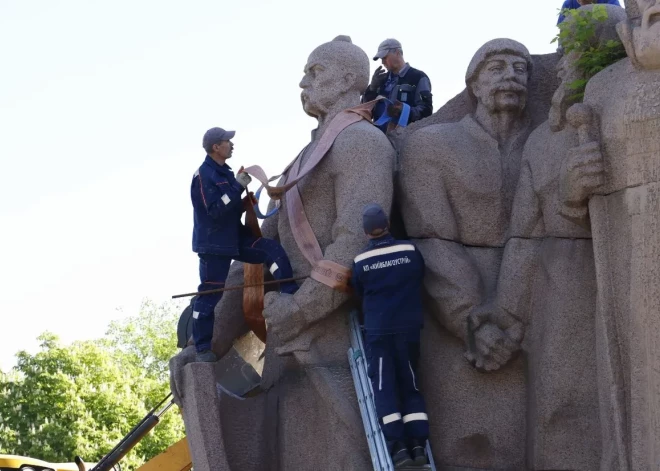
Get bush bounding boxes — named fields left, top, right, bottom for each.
left=552, top=5, right=627, bottom=100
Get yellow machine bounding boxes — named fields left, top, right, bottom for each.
left=135, top=438, right=191, bottom=471
left=0, top=454, right=94, bottom=471
left=0, top=438, right=190, bottom=471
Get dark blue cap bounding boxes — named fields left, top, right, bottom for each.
left=362, top=203, right=388, bottom=235
left=202, top=127, right=235, bottom=153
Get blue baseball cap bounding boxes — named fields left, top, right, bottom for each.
left=203, top=127, right=235, bottom=153
left=362, top=203, right=389, bottom=235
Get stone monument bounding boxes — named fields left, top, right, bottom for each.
left=559, top=1, right=660, bottom=469
left=170, top=3, right=660, bottom=469
left=169, top=36, right=396, bottom=471
left=397, top=39, right=533, bottom=469
left=495, top=7, right=627, bottom=470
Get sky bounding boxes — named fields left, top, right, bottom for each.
left=0, top=0, right=583, bottom=370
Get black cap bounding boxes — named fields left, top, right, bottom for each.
left=362, top=203, right=388, bottom=234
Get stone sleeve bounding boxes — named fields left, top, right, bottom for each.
left=413, top=238, right=483, bottom=343
left=398, top=133, right=483, bottom=342
left=509, top=159, right=544, bottom=238
left=495, top=237, right=541, bottom=326
left=295, top=126, right=395, bottom=327
left=495, top=158, right=543, bottom=325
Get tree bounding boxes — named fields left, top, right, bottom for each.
left=0, top=300, right=186, bottom=471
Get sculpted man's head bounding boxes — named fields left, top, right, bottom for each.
left=550, top=5, right=627, bottom=131
left=299, top=35, right=369, bottom=119
left=620, top=0, right=660, bottom=69
left=465, top=39, right=532, bottom=115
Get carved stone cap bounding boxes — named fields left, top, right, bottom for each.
left=465, top=38, right=533, bottom=86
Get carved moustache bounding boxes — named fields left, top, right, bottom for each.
left=490, top=81, right=527, bottom=96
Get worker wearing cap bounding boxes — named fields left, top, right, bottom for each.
left=191, top=127, right=299, bottom=362
left=351, top=204, right=429, bottom=467
left=362, top=38, right=433, bottom=132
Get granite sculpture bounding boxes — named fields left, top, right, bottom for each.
left=559, top=1, right=660, bottom=469
left=397, top=39, right=533, bottom=469
left=495, top=7, right=627, bottom=470
left=171, top=3, right=660, bottom=469
left=169, top=35, right=396, bottom=471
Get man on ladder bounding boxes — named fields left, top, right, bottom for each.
left=351, top=203, right=430, bottom=467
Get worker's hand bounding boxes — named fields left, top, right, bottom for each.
left=387, top=100, right=403, bottom=119
left=369, top=66, right=388, bottom=92
left=242, top=192, right=257, bottom=211
left=236, top=171, right=252, bottom=189
left=262, top=292, right=305, bottom=344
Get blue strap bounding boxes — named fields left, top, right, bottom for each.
left=373, top=99, right=411, bottom=128
left=253, top=184, right=280, bottom=219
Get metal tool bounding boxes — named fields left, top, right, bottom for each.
left=171, top=276, right=308, bottom=299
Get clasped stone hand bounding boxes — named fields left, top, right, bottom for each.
left=464, top=304, right=523, bottom=372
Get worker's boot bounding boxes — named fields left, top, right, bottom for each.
left=389, top=440, right=413, bottom=468
left=408, top=438, right=428, bottom=466
left=195, top=349, right=218, bottom=362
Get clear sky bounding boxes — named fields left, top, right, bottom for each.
left=0, top=0, right=586, bottom=370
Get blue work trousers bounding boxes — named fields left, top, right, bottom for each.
left=365, top=331, right=429, bottom=442
left=192, top=235, right=298, bottom=352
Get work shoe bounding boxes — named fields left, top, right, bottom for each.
left=408, top=438, right=428, bottom=466
left=195, top=350, right=218, bottom=363
left=390, top=441, right=414, bottom=468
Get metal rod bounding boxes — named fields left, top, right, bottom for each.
left=90, top=393, right=173, bottom=471
left=171, top=276, right=309, bottom=299
left=156, top=401, right=175, bottom=418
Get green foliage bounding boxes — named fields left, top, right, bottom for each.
left=552, top=5, right=627, bottom=100
left=0, top=300, right=185, bottom=471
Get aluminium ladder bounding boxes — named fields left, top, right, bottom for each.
left=347, top=310, right=436, bottom=471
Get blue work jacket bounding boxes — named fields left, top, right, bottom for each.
left=191, top=156, right=247, bottom=256
left=351, top=234, right=425, bottom=334
left=557, top=0, right=621, bottom=24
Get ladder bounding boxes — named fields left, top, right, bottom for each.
left=347, top=311, right=437, bottom=471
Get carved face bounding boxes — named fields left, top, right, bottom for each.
left=299, top=47, right=351, bottom=119
left=471, top=53, right=529, bottom=113
left=632, top=0, right=660, bottom=68
left=549, top=52, right=583, bottom=131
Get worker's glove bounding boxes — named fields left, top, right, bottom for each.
left=369, top=66, right=388, bottom=92
left=235, top=171, right=252, bottom=189
left=387, top=101, right=403, bottom=119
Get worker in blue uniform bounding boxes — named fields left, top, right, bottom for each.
left=362, top=38, right=433, bottom=133
left=191, top=127, right=299, bottom=362
left=351, top=203, right=429, bottom=468
left=557, top=0, right=621, bottom=24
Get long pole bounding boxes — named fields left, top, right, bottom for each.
left=171, top=276, right=308, bottom=299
